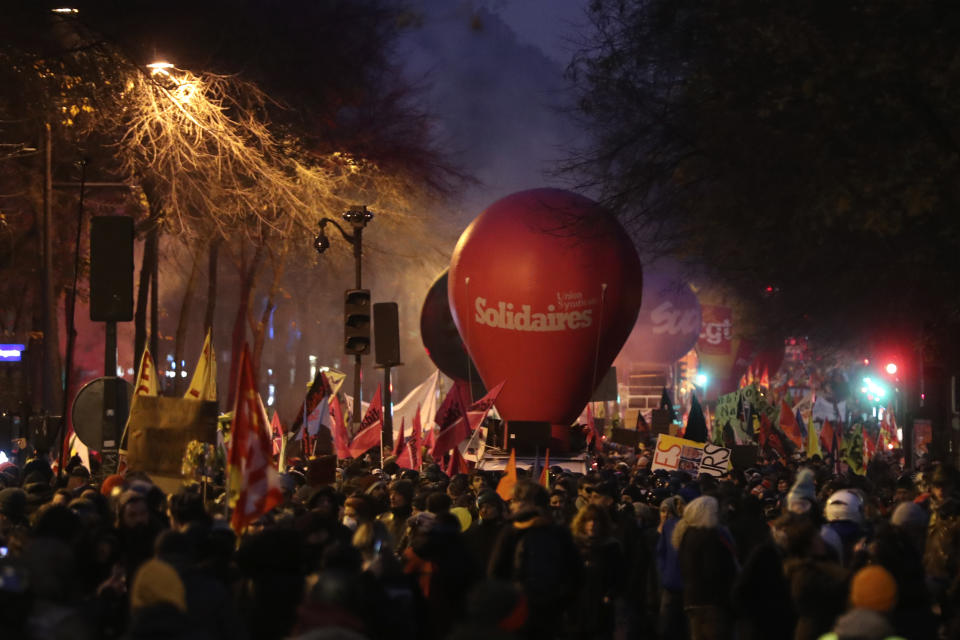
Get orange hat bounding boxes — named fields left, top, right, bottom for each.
left=850, top=565, right=898, bottom=613
left=100, top=473, right=126, bottom=497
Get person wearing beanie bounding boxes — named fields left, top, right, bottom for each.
left=817, top=566, right=905, bottom=640
left=126, top=558, right=198, bottom=640
left=464, top=489, right=505, bottom=572
left=787, top=468, right=818, bottom=516
left=378, top=479, right=415, bottom=549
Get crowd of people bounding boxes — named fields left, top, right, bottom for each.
left=0, top=444, right=955, bottom=640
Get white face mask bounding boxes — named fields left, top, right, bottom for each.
left=342, top=516, right=358, bottom=531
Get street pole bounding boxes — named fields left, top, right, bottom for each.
left=314, top=207, right=374, bottom=439
left=353, top=225, right=363, bottom=432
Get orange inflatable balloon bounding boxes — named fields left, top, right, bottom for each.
left=448, top=189, right=643, bottom=427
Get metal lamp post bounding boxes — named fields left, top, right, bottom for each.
left=315, top=206, right=374, bottom=433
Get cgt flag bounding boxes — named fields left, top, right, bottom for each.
left=228, top=345, right=283, bottom=533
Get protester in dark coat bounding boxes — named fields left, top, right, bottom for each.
left=569, top=503, right=623, bottom=639
left=672, top=495, right=738, bottom=640
left=463, top=490, right=505, bottom=573
left=489, top=480, right=582, bottom=640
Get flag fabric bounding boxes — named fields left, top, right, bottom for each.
left=806, top=417, right=822, bottom=458
left=684, top=394, right=708, bottom=443
left=412, top=404, right=423, bottom=469
left=759, top=414, right=788, bottom=460
left=431, top=381, right=470, bottom=455
left=331, top=395, right=350, bottom=459
left=779, top=400, right=804, bottom=449
left=760, top=366, right=770, bottom=389
left=820, top=420, right=837, bottom=456
left=796, top=406, right=808, bottom=440
left=393, top=417, right=406, bottom=458
left=585, top=403, right=601, bottom=447
left=228, top=345, right=283, bottom=533
left=843, top=424, right=866, bottom=475
left=120, top=348, right=159, bottom=459
left=290, top=370, right=332, bottom=441
left=722, top=421, right=737, bottom=449
left=660, top=388, right=677, bottom=422
left=270, top=411, right=284, bottom=456
left=392, top=370, right=440, bottom=443
left=636, top=410, right=650, bottom=437
left=396, top=412, right=418, bottom=470
left=496, top=449, right=517, bottom=501
left=432, top=381, right=505, bottom=456
left=133, top=348, right=159, bottom=397
left=864, top=425, right=877, bottom=465
left=446, top=446, right=470, bottom=476
left=348, top=385, right=383, bottom=458
left=185, top=329, right=217, bottom=402
left=459, top=422, right=487, bottom=462
left=539, top=449, right=550, bottom=489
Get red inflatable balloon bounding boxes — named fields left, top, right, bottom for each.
left=448, top=189, right=643, bottom=427
left=615, top=268, right=701, bottom=368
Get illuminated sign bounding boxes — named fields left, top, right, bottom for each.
left=0, top=344, right=25, bottom=362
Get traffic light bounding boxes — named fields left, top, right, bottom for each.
left=344, top=289, right=371, bottom=355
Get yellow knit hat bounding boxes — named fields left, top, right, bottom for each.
left=850, top=565, right=897, bottom=613
left=130, top=558, right=187, bottom=613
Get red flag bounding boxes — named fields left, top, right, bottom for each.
left=760, top=366, right=770, bottom=389
left=228, top=345, right=283, bottom=533
left=289, top=370, right=332, bottom=441
left=496, top=449, right=517, bottom=501
left=779, top=400, right=803, bottom=449
left=413, top=403, right=423, bottom=469
left=430, top=381, right=470, bottom=456
left=270, top=411, right=284, bottom=456
left=433, top=381, right=505, bottom=456
left=348, top=385, right=383, bottom=458
left=393, top=416, right=406, bottom=458
left=331, top=395, right=350, bottom=459
left=539, top=449, right=550, bottom=489
left=820, top=420, right=837, bottom=455
left=446, top=446, right=470, bottom=476
left=585, top=403, right=601, bottom=447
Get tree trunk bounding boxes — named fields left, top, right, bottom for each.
left=172, top=245, right=201, bottom=395
left=150, top=230, right=159, bottom=389
left=133, top=224, right=157, bottom=376
left=135, top=181, right=162, bottom=375
left=227, top=243, right=263, bottom=406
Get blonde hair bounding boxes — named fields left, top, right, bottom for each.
left=571, top=503, right=612, bottom=540
left=671, top=495, right=719, bottom=549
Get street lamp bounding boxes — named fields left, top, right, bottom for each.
left=315, top=206, right=374, bottom=434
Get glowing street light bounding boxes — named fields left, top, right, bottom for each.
left=885, top=362, right=898, bottom=376
left=147, top=61, right=175, bottom=76
left=695, top=373, right=709, bottom=387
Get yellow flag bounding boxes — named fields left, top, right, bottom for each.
left=120, top=348, right=159, bottom=457
left=185, top=329, right=217, bottom=402
left=325, top=369, right=347, bottom=396
left=133, top=348, right=159, bottom=397
left=806, top=418, right=822, bottom=458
